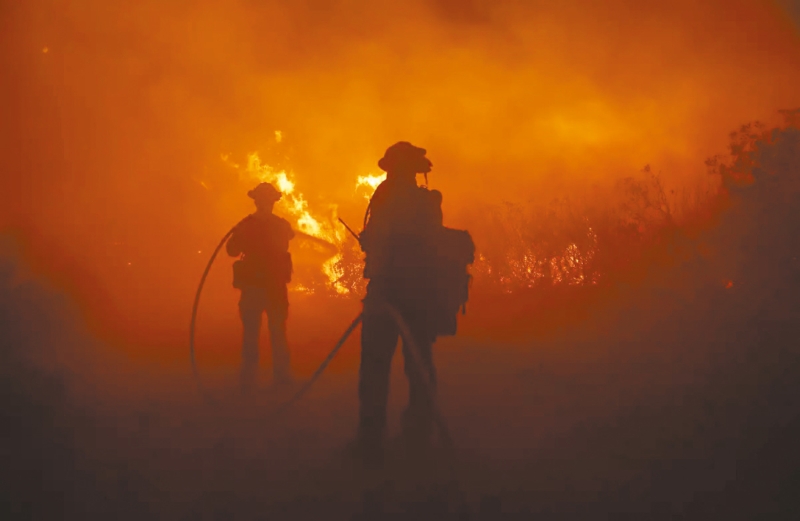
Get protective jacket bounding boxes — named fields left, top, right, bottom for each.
left=226, top=213, right=295, bottom=288
left=360, top=178, right=474, bottom=336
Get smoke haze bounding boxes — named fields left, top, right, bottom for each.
left=3, top=1, right=799, bottom=333
left=2, top=1, right=800, bottom=518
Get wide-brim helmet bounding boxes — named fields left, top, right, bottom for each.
left=378, top=141, right=432, bottom=174
left=247, top=182, right=282, bottom=202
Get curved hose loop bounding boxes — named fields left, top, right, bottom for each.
left=189, top=218, right=248, bottom=405
left=190, top=215, right=359, bottom=410
left=191, top=222, right=456, bottom=473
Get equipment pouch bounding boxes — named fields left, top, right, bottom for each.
left=232, top=259, right=247, bottom=289
left=432, top=227, right=476, bottom=337
left=233, top=254, right=292, bottom=288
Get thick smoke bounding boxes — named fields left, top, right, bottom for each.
left=2, top=0, right=800, bottom=344
left=2, top=1, right=800, bottom=518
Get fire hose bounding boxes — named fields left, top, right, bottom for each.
left=190, top=220, right=455, bottom=459
left=189, top=219, right=244, bottom=405
left=261, top=302, right=454, bottom=456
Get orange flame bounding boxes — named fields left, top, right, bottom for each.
left=232, top=152, right=609, bottom=297
left=355, top=173, right=386, bottom=200
left=241, top=152, right=351, bottom=294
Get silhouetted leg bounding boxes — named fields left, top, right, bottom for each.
left=266, top=283, right=291, bottom=383
left=239, top=288, right=265, bottom=393
left=401, top=324, right=437, bottom=451
left=357, top=305, right=399, bottom=457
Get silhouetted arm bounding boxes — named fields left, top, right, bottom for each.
left=226, top=229, right=244, bottom=257
left=295, top=230, right=339, bottom=257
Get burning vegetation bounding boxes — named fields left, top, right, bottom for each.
left=3, top=0, right=800, bottom=516
left=220, top=142, right=719, bottom=300
left=209, top=109, right=798, bottom=326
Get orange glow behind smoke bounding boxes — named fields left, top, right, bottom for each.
left=1, top=0, right=800, bottom=355
left=240, top=149, right=353, bottom=295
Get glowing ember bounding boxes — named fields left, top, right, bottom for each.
left=470, top=217, right=600, bottom=292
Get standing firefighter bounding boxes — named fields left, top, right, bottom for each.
left=226, top=182, right=295, bottom=391
left=350, top=142, right=475, bottom=467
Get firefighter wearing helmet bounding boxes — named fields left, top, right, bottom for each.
left=349, top=142, right=474, bottom=468
left=226, top=182, right=295, bottom=392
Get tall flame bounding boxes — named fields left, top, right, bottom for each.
left=242, top=153, right=350, bottom=294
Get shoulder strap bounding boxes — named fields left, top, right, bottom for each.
left=363, top=180, right=390, bottom=229
left=363, top=198, right=374, bottom=229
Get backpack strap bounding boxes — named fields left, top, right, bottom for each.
left=363, top=198, right=374, bottom=230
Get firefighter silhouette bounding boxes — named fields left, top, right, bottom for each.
left=226, top=182, right=295, bottom=391
left=350, top=142, right=475, bottom=467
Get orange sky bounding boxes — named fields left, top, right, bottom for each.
left=1, top=0, right=799, bottom=339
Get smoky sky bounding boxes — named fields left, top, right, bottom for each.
left=1, top=0, right=799, bottom=337
left=778, top=0, right=800, bottom=28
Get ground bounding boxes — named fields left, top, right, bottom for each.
left=3, top=271, right=799, bottom=519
